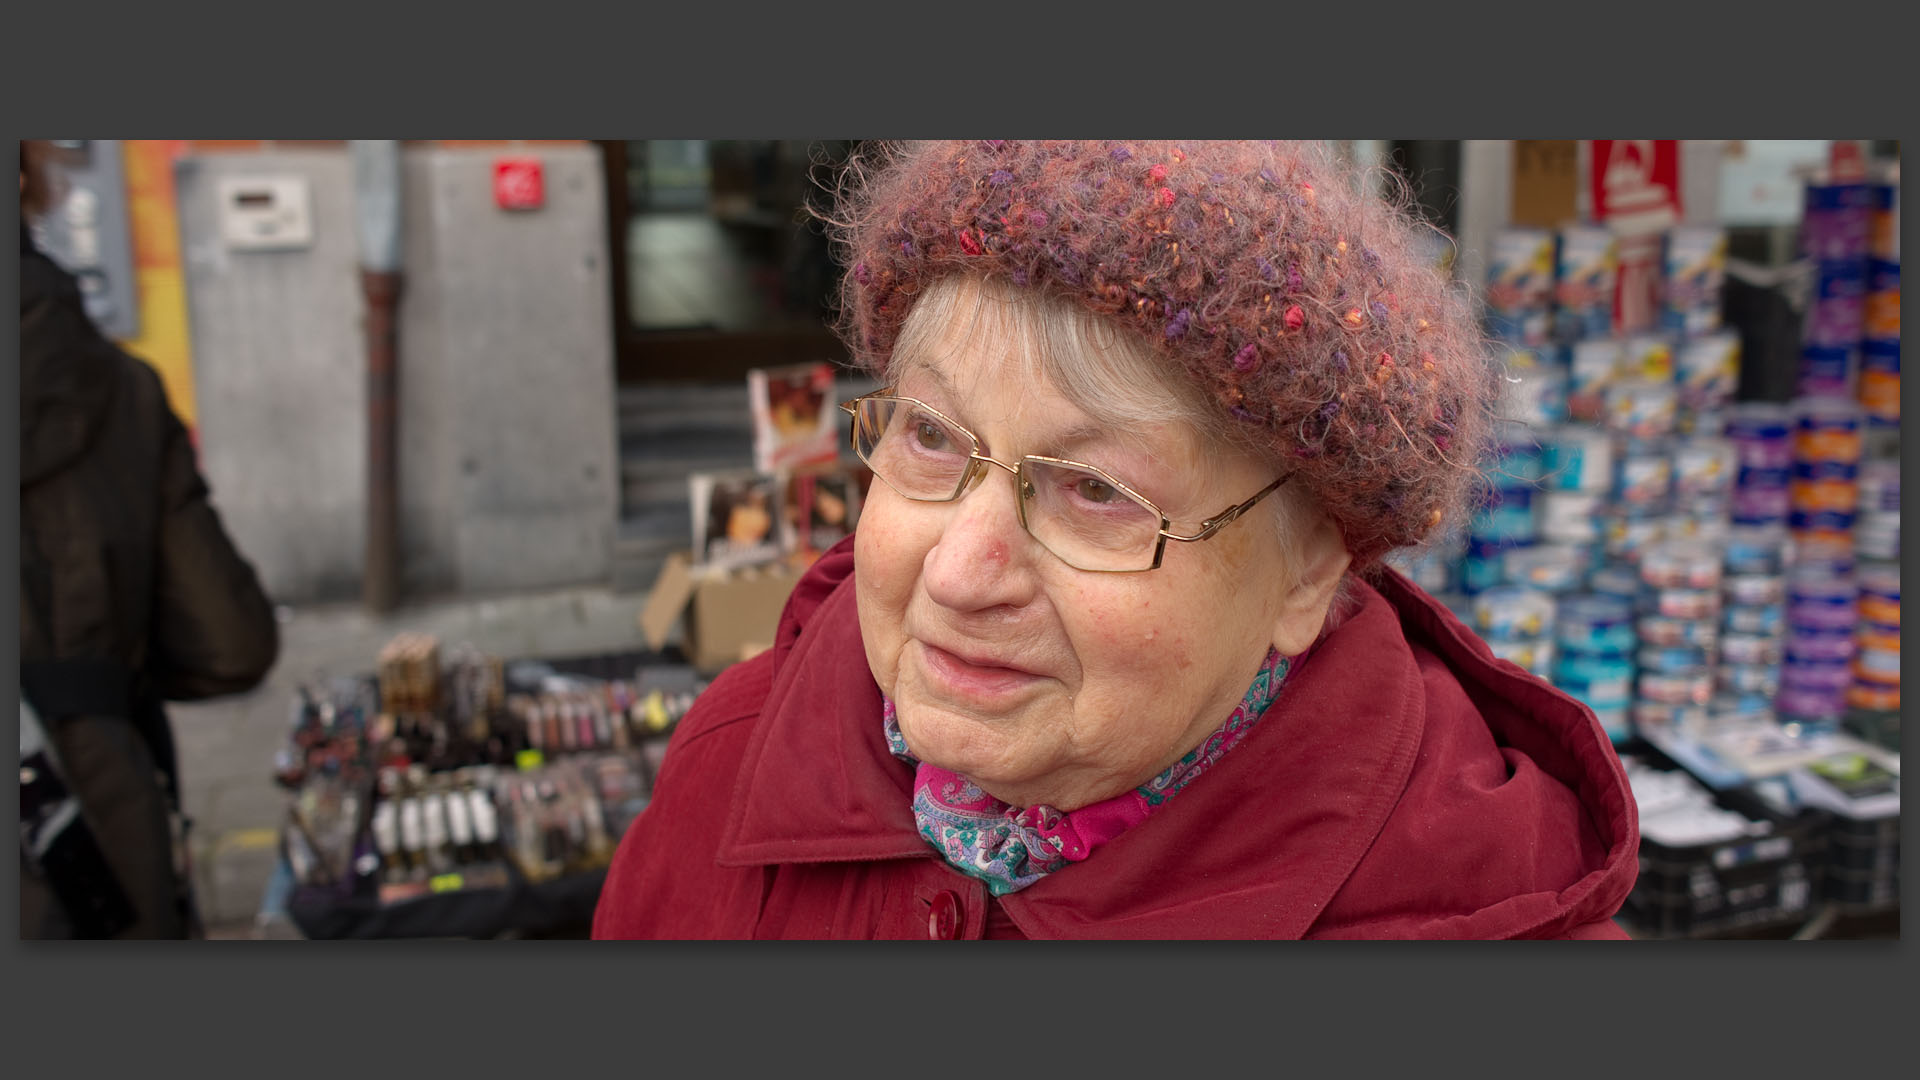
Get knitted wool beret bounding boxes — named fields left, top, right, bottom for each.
left=826, top=140, right=1501, bottom=568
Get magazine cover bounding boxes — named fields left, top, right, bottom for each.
left=748, top=362, right=841, bottom=475
left=778, top=463, right=864, bottom=570
left=689, top=470, right=783, bottom=572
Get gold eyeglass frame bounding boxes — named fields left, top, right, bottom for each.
left=839, top=391, right=1293, bottom=573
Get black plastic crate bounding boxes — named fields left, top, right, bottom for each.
left=1822, top=812, right=1898, bottom=912
left=1787, top=751, right=1900, bottom=914
left=1825, top=865, right=1899, bottom=913
left=1829, top=812, right=1898, bottom=848
left=1626, top=783, right=1830, bottom=939
left=1828, top=821, right=1899, bottom=874
left=1841, top=707, right=1900, bottom=755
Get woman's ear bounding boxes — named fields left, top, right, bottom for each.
left=1269, top=515, right=1352, bottom=657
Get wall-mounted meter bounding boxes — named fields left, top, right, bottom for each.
left=217, top=175, right=315, bottom=251
left=29, top=140, right=141, bottom=340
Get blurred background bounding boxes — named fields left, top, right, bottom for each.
left=19, top=139, right=1901, bottom=940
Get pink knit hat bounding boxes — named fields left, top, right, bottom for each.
left=827, top=140, right=1500, bottom=569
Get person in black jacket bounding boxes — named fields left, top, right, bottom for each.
left=19, top=140, right=280, bottom=938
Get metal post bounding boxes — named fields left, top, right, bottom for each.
left=351, top=141, right=404, bottom=613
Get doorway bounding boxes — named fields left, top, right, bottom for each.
left=598, top=140, right=857, bottom=385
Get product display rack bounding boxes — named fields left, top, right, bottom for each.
left=270, top=643, right=708, bottom=939
left=1391, top=151, right=1900, bottom=939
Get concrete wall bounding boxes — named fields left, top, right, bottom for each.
left=177, top=150, right=368, bottom=601
left=176, top=145, right=618, bottom=604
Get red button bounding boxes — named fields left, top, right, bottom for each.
left=926, top=890, right=961, bottom=940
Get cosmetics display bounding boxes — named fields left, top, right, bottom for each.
left=272, top=637, right=707, bottom=938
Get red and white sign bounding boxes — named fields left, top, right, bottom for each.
left=1590, top=140, right=1681, bottom=233
left=1591, top=140, right=1681, bottom=335
left=493, top=157, right=545, bottom=211
left=1827, top=139, right=1867, bottom=184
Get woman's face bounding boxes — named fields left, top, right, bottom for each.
left=855, top=322, right=1301, bottom=812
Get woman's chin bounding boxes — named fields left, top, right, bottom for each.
left=895, top=695, right=1030, bottom=782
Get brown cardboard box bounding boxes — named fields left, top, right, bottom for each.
left=638, top=552, right=805, bottom=673
left=1511, top=140, right=1580, bottom=229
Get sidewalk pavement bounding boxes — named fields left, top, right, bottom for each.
left=171, top=583, right=661, bottom=938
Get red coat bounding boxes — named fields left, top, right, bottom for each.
left=594, top=540, right=1639, bottom=939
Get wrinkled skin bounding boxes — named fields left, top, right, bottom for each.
left=856, top=334, right=1341, bottom=811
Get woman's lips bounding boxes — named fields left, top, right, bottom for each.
left=915, top=640, right=1044, bottom=704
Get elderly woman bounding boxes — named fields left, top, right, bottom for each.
left=594, top=141, right=1638, bottom=939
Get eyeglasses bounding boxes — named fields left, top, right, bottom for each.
left=840, top=391, right=1292, bottom=573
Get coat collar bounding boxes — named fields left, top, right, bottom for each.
left=712, top=548, right=1634, bottom=939
left=714, top=546, right=932, bottom=867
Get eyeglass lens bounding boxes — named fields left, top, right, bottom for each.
left=850, top=397, right=1164, bottom=571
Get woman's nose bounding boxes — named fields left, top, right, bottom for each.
left=920, top=463, right=1039, bottom=613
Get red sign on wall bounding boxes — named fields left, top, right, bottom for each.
left=493, top=157, right=545, bottom=211
left=1590, top=140, right=1681, bottom=232
left=1591, top=140, right=1681, bottom=334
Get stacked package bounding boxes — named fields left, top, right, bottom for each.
left=1456, top=155, right=1901, bottom=756
left=1553, top=593, right=1637, bottom=743
left=1631, top=541, right=1722, bottom=740
left=1717, top=526, right=1789, bottom=723
left=1849, top=463, right=1899, bottom=722
left=1859, top=166, right=1899, bottom=426
left=1538, top=426, right=1611, bottom=556
left=1779, top=563, right=1857, bottom=730
left=1778, top=168, right=1874, bottom=734
left=1484, top=227, right=1557, bottom=350
left=1788, top=392, right=1866, bottom=567
left=1845, top=166, right=1900, bottom=747
left=1467, top=227, right=1560, bottom=600
left=1727, top=403, right=1794, bottom=532
left=1472, top=586, right=1558, bottom=684
left=1665, top=226, right=1742, bottom=440
left=1798, top=173, right=1872, bottom=397
left=1601, top=345, right=1679, bottom=569
left=1463, top=219, right=1738, bottom=746
left=1464, top=422, right=1545, bottom=595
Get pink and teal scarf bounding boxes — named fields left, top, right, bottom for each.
left=883, top=647, right=1291, bottom=896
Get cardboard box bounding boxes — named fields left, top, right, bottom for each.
left=638, top=551, right=805, bottom=673
left=1510, top=139, right=1580, bottom=229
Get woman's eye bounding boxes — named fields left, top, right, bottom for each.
left=914, top=421, right=948, bottom=450
left=1073, top=477, right=1116, bottom=504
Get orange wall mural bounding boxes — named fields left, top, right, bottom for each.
left=115, top=139, right=199, bottom=439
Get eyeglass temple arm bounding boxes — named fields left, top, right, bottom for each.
left=1160, top=473, right=1293, bottom=544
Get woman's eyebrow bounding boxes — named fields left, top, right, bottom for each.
left=895, top=358, right=1171, bottom=463
left=1048, top=424, right=1140, bottom=457
left=890, top=356, right=956, bottom=398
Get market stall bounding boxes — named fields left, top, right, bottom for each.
left=271, top=639, right=706, bottom=939
left=1388, top=146, right=1900, bottom=937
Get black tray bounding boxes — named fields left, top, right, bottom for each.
left=288, top=862, right=609, bottom=940
left=1625, top=779, right=1831, bottom=940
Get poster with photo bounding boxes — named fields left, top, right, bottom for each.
left=748, top=362, right=841, bottom=475
left=779, top=464, right=864, bottom=569
left=689, top=470, right=783, bottom=572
